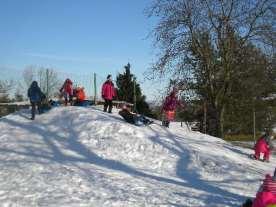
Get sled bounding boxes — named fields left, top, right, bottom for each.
left=249, top=154, right=269, bottom=162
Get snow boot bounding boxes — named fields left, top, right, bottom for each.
left=242, top=199, right=252, bottom=207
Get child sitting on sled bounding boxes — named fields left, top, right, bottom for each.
left=119, top=104, right=153, bottom=126
left=253, top=133, right=274, bottom=162
left=73, top=87, right=86, bottom=106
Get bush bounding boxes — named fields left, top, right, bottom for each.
left=224, top=134, right=260, bottom=142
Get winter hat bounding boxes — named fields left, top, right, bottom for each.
left=107, top=74, right=112, bottom=80
left=65, top=78, right=72, bottom=84
left=31, top=81, right=38, bottom=87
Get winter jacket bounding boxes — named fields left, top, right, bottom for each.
left=60, top=79, right=73, bottom=96
left=27, top=81, right=44, bottom=103
left=102, top=80, right=115, bottom=100
left=255, top=136, right=270, bottom=158
left=76, top=88, right=85, bottom=102
left=252, top=191, right=276, bottom=207
left=252, top=172, right=276, bottom=207
left=119, top=109, right=135, bottom=124
left=162, top=92, right=180, bottom=111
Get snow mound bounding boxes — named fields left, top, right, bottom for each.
left=0, top=106, right=275, bottom=207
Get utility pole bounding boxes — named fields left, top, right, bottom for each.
left=94, top=73, right=97, bottom=104
left=133, top=77, right=136, bottom=112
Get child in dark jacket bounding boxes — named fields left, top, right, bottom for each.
left=119, top=105, right=153, bottom=126
left=27, top=81, right=45, bottom=120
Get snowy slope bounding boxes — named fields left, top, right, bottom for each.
left=0, top=106, right=275, bottom=207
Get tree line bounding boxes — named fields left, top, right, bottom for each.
left=147, top=0, right=276, bottom=138
left=0, top=64, right=155, bottom=118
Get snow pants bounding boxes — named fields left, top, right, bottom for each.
left=104, top=99, right=113, bottom=113
left=63, top=92, right=73, bottom=106
left=31, top=101, right=41, bottom=120
left=254, top=149, right=270, bottom=161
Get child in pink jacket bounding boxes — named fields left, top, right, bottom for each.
left=252, top=168, right=276, bottom=207
left=254, top=134, right=273, bottom=162
left=162, top=88, right=183, bottom=127
left=101, top=74, right=115, bottom=113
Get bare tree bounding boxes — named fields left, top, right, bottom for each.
left=0, top=80, right=13, bottom=103
left=37, top=67, right=61, bottom=98
left=22, top=65, right=61, bottom=99
left=147, top=0, right=275, bottom=137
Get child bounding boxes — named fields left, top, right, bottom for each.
left=162, top=87, right=182, bottom=127
left=243, top=168, right=276, bottom=207
left=252, top=168, right=276, bottom=207
left=60, top=78, right=73, bottom=106
left=27, top=81, right=45, bottom=120
left=74, top=87, right=86, bottom=106
left=119, top=104, right=153, bottom=126
left=102, top=74, right=115, bottom=113
left=253, top=133, right=273, bottom=162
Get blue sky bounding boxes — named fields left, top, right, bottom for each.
left=0, top=0, right=161, bottom=99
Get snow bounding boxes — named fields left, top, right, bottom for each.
left=0, top=101, right=30, bottom=106
left=0, top=106, right=275, bottom=207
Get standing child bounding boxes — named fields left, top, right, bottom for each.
left=162, top=87, right=182, bottom=127
left=60, top=78, right=73, bottom=106
left=27, top=81, right=45, bottom=120
left=101, top=74, right=115, bottom=113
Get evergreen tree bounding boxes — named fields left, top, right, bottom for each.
left=116, top=63, right=153, bottom=116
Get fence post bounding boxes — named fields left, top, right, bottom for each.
left=94, top=73, right=97, bottom=104
left=46, top=68, right=49, bottom=100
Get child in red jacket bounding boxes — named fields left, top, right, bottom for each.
left=60, top=78, right=73, bottom=106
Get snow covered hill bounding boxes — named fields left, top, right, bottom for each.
left=0, top=106, right=275, bottom=207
